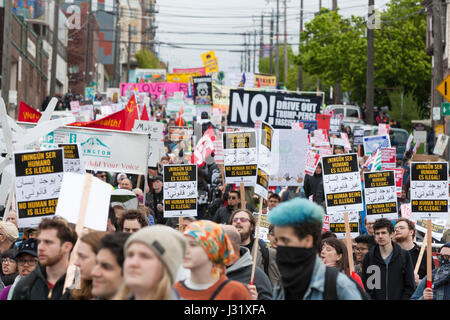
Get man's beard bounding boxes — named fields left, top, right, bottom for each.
left=240, top=229, right=253, bottom=243
left=394, top=234, right=408, bottom=243
left=39, top=250, right=64, bottom=267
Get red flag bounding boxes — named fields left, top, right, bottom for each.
left=141, top=104, right=150, bottom=121
left=123, top=94, right=139, bottom=130
left=18, top=101, right=42, bottom=123
left=191, top=126, right=216, bottom=167
left=176, top=104, right=185, bottom=126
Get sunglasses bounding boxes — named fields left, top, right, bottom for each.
left=232, top=217, right=250, bottom=223
left=228, top=196, right=238, bottom=200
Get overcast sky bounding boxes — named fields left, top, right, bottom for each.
left=156, top=0, right=392, bottom=73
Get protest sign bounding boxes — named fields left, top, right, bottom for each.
left=166, top=72, right=201, bottom=83
left=223, top=130, right=257, bottom=186
left=120, top=82, right=188, bottom=100
left=14, top=149, right=64, bottom=228
left=363, top=135, right=391, bottom=155
left=312, top=129, right=330, bottom=147
left=322, top=215, right=330, bottom=232
left=254, top=74, right=277, bottom=88
left=381, top=147, right=396, bottom=170
left=59, top=144, right=86, bottom=174
left=401, top=203, right=412, bottom=220
left=163, top=164, right=197, bottom=217
left=224, top=72, right=255, bottom=88
left=201, top=50, right=219, bottom=74
left=168, top=126, right=192, bottom=164
left=416, top=218, right=446, bottom=241
left=317, top=114, right=331, bottom=132
left=433, top=134, right=449, bottom=156
left=393, top=167, right=404, bottom=197
left=227, top=90, right=322, bottom=129
left=316, top=146, right=333, bottom=156
left=364, top=170, right=398, bottom=221
left=304, top=149, right=321, bottom=176
left=213, top=130, right=224, bottom=164
left=133, top=120, right=165, bottom=167
left=254, top=122, right=275, bottom=199
left=378, top=123, right=390, bottom=136
left=322, top=153, right=363, bottom=214
left=212, top=84, right=231, bottom=115
left=329, top=211, right=359, bottom=239
left=193, top=76, right=213, bottom=105
left=298, top=120, right=318, bottom=134
left=353, top=128, right=365, bottom=145
left=269, top=129, right=308, bottom=186
left=410, top=162, right=448, bottom=220
left=55, top=172, right=112, bottom=231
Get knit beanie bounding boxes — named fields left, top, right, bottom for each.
left=124, top=225, right=187, bottom=283
left=0, top=221, right=19, bottom=242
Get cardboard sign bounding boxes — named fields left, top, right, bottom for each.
left=255, top=122, right=275, bottom=199
left=163, top=164, right=198, bottom=217
left=364, top=170, right=398, bottom=221
left=305, top=149, right=321, bottom=176
left=14, top=149, right=64, bottom=228
left=55, top=172, right=112, bottom=231
left=322, top=153, right=363, bottom=214
left=329, top=211, right=359, bottom=239
left=353, top=128, right=365, bottom=145
left=223, top=130, right=257, bottom=186
left=193, top=76, right=213, bottom=105
left=410, top=162, right=449, bottom=220
left=381, top=147, right=396, bottom=170
left=132, top=120, right=165, bottom=167
left=269, top=129, right=308, bottom=186
left=227, top=90, right=322, bottom=129
left=433, top=134, right=449, bottom=156
left=363, top=135, right=391, bottom=155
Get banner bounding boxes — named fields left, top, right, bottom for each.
left=132, top=120, right=165, bottom=167
left=14, top=149, right=64, bottom=228
left=322, top=153, right=363, bottom=214
left=269, top=129, right=308, bottom=186
left=223, top=130, right=257, bottom=186
left=173, top=67, right=206, bottom=75
left=166, top=72, right=202, bottom=83
left=410, top=162, right=448, bottom=220
left=18, top=101, right=42, bottom=123
left=130, top=68, right=166, bottom=83
left=254, top=74, right=277, bottom=89
left=163, top=164, right=198, bottom=217
left=193, top=76, right=213, bottom=105
left=364, top=170, right=398, bottom=221
left=120, top=82, right=189, bottom=99
left=227, top=90, right=322, bottom=129
left=363, top=135, right=391, bottom=155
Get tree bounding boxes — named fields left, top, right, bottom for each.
left=135, top=49, right=165, bottom=69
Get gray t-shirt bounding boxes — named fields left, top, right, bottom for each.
left=383, top=251, right=394, bottom=265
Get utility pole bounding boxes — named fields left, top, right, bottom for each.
left=269, top=10, right=274, bottom=75
left=50, top=0, right=60, bottom=98
left=366, top=0, right=375, bottom=125
left=297, top=0, right=303, bottom=91
left=127, top=25, right=131, bottom=83
left=84, top=0, right=92, bottom=93
left=113, top=0, right=121, bottom=87
left=253, top=30, right=257, bottom=73
left=332, top=0, right=337, bottom=10
left=1, top=0, right=12, bottom=114
left=248, top=32, right=251, bottom=72
left=244, top=33, right=247, bottom=72
left=432, top=0, right=443, bottom=124
left=283, top=0, right=287, bottom=87
left=319, top=0, right=322, bottom=10
left=275, top=0, right=280, bottom=87
left=260, top=14, right=264, bottom=69
left=332, top=0, right=341, bottom=103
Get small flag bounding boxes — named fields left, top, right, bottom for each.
left=364, top=148, right=382, bottom=172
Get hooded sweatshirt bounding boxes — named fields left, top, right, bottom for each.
left=226, top=247, right=273, bottom=300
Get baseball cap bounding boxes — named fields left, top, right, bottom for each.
left=15, top=238, right=38, bottom=259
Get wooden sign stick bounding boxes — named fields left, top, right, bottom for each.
left=250, top=197, right=263, bottom=285
left=137, top=175, right=142, bottom=190
left=240, top=182, right=246, bottom=209
left=178, top=217, right=184, bottom=233
left=219, top=163, right=225, bottom=187
left=344, top=212, right=355, bottom=275
left=63, top=173, right=93, bottom=294
left=414, top=230, right=427, bottom=275
left=426, top=219, right=432, bottom=290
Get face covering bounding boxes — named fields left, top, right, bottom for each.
left=433, top=256, right=450, bottom=288
left=276, top=246, right=317, bottom=300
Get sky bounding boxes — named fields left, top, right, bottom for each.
left=155, top=0, right=392, bottom=74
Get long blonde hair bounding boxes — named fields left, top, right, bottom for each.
left=114, top=259, right=173, bottom=300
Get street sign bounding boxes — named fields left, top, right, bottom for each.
left=442, top=102, right=450, bottom=116
left=437, top=75, right=450, bottom=101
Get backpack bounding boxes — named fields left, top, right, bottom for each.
left=258, top=238, right=270, bottom=276
left=323, top=266, right=371, bottom=300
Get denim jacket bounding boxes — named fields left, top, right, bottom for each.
left=272, top=256, right=362, bottom=300
left=410, top=270, right=450, bottom=300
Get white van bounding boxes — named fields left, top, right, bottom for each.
left=324, top=105, right=364, bottom=123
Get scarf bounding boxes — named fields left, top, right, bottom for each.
left=433, top=258, right=450, bottom=288
left=276, top=246, right=317, bottom=300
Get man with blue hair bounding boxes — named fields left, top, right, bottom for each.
left=268, top=198, right=362, bottom=300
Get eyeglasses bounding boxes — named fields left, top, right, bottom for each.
left=232, top=217, right=250, bottom=223
left=17, top=258, right=38, bottom=266
left=394, top=226, right=407, bottom=231
left=1, top=258, right=16, bottom=264
left=228, top=196, right=238, bottom=200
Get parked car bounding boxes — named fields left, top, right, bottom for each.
left=353, top=124, right=409, bottom=155
left=324, top=104, right=364, bottom=125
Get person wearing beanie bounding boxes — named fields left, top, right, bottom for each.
left=0, top=221, right=19, bottom=254
left=174, top=220, right=251, bottom=300
left=411, top=242, right=450, bottom=300
left=114, top=225, right=187, bottom=300
left=268, top=198, right=362, bottom=300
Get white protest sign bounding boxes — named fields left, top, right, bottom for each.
left=329, top=211, right=359, bottom=239
left=312, top=129, right=330, bottom=147
left=378, top=123, right=390, bottom=136
left=364, top=170, right=398, bottom=221
left=381, top=147, right=396, bottom=170
left=132, top=120, right=165, bottom=167
left=163, top=164, right=198, bottom=217
left=213, top=131, right=224, bottom=164
left=255, top=122, right=275, bottom=199
left=433, top=134, right=449, bottom=156
left=14, top=148, right=65, bottom=228
left=55, top=172, right=112, bottom=231
left=304, top=149, right=321, bottom=176
left=363, top=135, right=391, bottom=156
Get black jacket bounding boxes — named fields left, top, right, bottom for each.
left=361, top=241, right=415, bottom=300
left=11, top=264, right=71, bottom=300
left=408, top=243, right=434, bottom=280
left=303, top=173, right=325, bottom=204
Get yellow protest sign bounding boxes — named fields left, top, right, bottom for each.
left=166, top=72, right=201, bottom=83
left=201, top=50, right=219, bottom=74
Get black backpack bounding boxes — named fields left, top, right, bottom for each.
left=258, top=238, right=270, bottom=275
left=323, top=266, right=371, bottom=300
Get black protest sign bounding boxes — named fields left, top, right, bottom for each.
left=364, top=171, right=398, bottom=220
left=410, top=162, right=448, bottom=220
left=193, top=76, right=212, bottom=105
left=353, top=128, right=365, bottom=145
left=163, top=164, right=197, bottom=217
left=227, top=89, right=322, bottom=128
left=322, top=153, right=363, bottom=214
left=14, top=149, right=64, bottom=228
left=330, top=222, right=359, bottom=236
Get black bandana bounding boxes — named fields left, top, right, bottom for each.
left=276, top=246, right=317, bottom=300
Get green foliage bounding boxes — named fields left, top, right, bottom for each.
left=135, top=49, right=165, bottom=69
left=386, top=90, right=424, bottom=133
